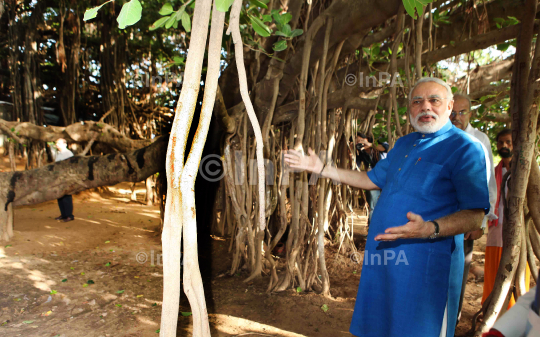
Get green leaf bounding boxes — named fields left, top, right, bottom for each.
left=83, top=283, right=88, bottom=287
left=497, top=43, right=510, bottom=52
left=87, top=280, right=95, bottom=284
left=159, top=3, right=174, bottom=16
left=415, top=1, right=424, bottom=21
left=273, top=40, right=288, bottom=52
left=296, top=287, right=302, bottom=293
left=507, top=16, right=520, bottom=25
left=4, top=245, right=11, bottom=248
left=249, top=15, right=272, bottom=37
left=403, top=0, right=416, bottom=19
left=216, top=0, right=235, bottom=12
left=156, top=330, right=160, bottom=333
left=262, top=14, right=272, bottom=22
left=290, top=29, right=303, bottom=38
left=173, top=56, right=184, bottom=64
left=181, top=312, right=192, bottom=316
left=81, top=272, right=85, bottom=275
left=321, top=304, right=329, bottom=313
left=165, top=14, right=177, bottom=29
left=181, top=12, right=191, bottom=32
left=117, top=0, right=142, bottom=29
left=83, top=3, right=106, bottom=22
left=449, top=41, right=455, bottom=46
left=152, top=303, right=158, bottom=306
left=250, top=0, right=268, bottom=9
left=50, top=290, right=58, bottom=295
left=372, top=45, right=380, bottom=57
left=105, top=241, right=110, bottom=244
left=23, top=321, right=34, bottom=324
left=62, top=279, right=67, bottom=282
left=117, top=290, right=125, bottom=294
left=375, top=114, right=384, bottom=119
left=493, top=17, right=506, bottom=24
left=280, top=12, right=292, bottom=25
left=451, top=86, right=458, bottom=94
left=116, top=304, right=122, bottom=307
left=105, top=262, right=111, bottom=267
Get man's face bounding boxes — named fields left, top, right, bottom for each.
left=409, top=82, right=453, bottom=134
left=356, top=136, right=365, bottom=145
left=450, top=97, right=471, bottom=131
left=497, top=133, right=513, bottom=159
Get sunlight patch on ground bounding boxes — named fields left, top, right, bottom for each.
left=136, top=211, right=160, bottom=219
left=97, top=220, right=156, bottom=232
left=135, top=315, right=159, bottom=326
left=210, top=314, right=308, bottom=336
left=78, top=218, right=102, bottom=225
left=0, top=247, right=6, bottom=258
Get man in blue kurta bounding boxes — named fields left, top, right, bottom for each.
left=284, top=77, right=490, bottom=337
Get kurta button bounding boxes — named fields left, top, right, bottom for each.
left=399, top=168, right=401, bottom=171
left=413, top=144, right=416, bottom=147
left=422, top=135, right=425, bottom=138
left=405, top=155, right=408, bottom=157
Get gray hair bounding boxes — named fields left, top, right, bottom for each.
left=409, top=77, right=454, bottom=102
left=453, top=93, right=472, bottom=111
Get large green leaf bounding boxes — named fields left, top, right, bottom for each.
left=216, top=0, right=235, bottom=12
left=159, top=3, right=174, bottom=16
left=249, top=15, right=272, bottom=37
left=117, top=0, right=142, bottom=29
left=181, top=12, right=191, bottom=32
left=149, top=16, right=170, bottom=31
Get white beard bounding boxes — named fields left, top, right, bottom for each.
left=410, top=111, right=449, bottom=134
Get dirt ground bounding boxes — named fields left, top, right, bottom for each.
left=0, top=156, right=491, bottom=337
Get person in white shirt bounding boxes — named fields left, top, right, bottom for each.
left=450, top=93, right=498, bottom=321
left=54, top=138, right=75, bottom=222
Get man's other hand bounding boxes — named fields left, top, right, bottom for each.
left=465, top=229, right=483, bottom=240
left=374, top=212, right=433, bottom=241
left=283, top=148, right=324, bottom=174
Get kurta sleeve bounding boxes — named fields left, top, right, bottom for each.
left=367, top=139, right=398, bottom=190
left=450, top=141, right=490, bottom=213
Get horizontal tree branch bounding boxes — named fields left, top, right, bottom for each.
left=0, top=136, right=168, bottom=209
left=0, top=119, right=151, bottom=153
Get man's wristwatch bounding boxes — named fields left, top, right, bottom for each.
left=428, top=220, right=440, bottom=240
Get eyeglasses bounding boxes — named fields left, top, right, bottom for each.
left=450, top=111, right=470, bottom=117
left=410, top=97, right=446, bottom=108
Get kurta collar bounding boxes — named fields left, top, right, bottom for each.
left=464, top=123, right=474, bottom=134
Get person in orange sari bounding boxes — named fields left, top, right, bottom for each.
left=482, top=129, right=530, bottom=307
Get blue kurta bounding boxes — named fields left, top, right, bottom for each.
left=350, top=121, right=490, bottom=337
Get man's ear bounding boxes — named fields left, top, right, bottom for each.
left=447, top=100, right=454, bottom=114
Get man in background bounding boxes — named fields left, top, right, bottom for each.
left=355, top=132, right=389, bottom=225
left=54, top=138, right=75, bottom=222
left=450, top=93, right=498, bottom=320
left=482, top=129, right=530, bottom=307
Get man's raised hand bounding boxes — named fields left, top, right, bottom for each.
left=284, top=148, right=324, bottom=174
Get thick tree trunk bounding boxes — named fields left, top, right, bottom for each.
left=476, top=0, right=540, bottom=332
left=0, top=137, right=167, bottom=242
